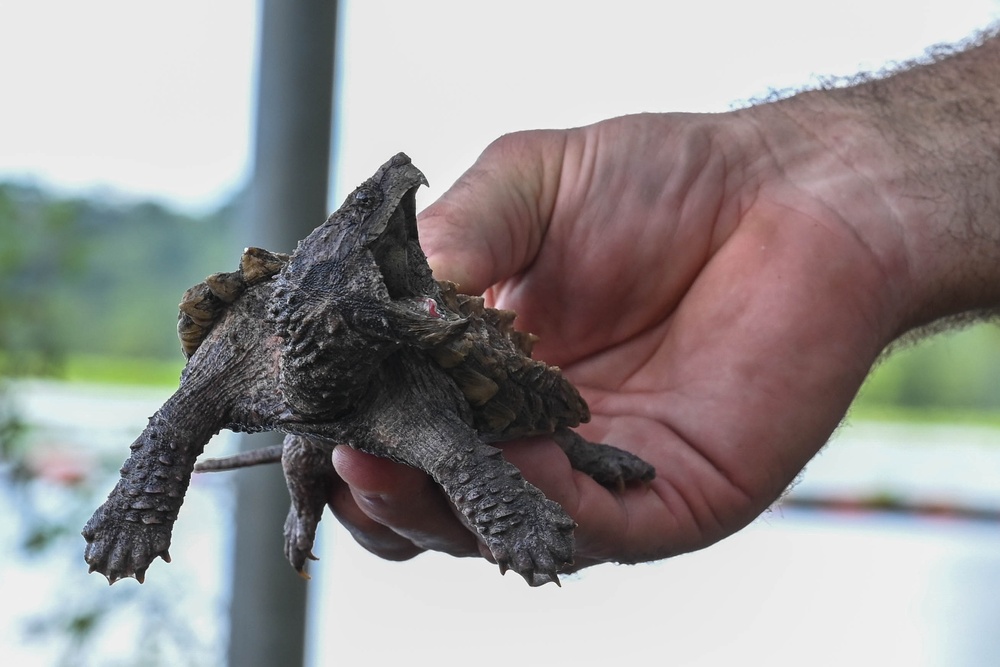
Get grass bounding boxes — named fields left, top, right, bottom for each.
left=846, top=401, right=1000, bottom=428
left=847, top=322, right=1000, bottom=428
left=60, top=354, right=185, bottom=387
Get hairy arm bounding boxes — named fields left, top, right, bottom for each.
left=759, top=30, right=1000, bottom=332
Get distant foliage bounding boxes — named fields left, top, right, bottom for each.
left=0, top=183, right=234, bottom=665
left=858, top=323, right=1000, bottom=415
left=0, top=183, right=238, bottom=365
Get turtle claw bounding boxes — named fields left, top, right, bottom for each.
left=478, top=499, right=575, bottom=587
left=529, top=571, right=562, bottom=587
left=283, top=504, right=321, bottom=574
left=82, top=514, right=172, bottom=585
left=493, top=541, right=567, bottom=587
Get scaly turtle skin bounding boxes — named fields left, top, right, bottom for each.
left=82, top=153, right=654, bottom=586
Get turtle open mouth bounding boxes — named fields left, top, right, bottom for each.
left=368, top=180, right=426, bottom=300
left=360, top=155, right=456, bottom=329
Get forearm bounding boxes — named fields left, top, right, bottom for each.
left=747, top=29, right=1000, bottom=334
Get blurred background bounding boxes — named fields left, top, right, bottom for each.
left=2, top=1, right=1000, bottom=665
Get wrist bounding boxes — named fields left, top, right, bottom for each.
left=738, top=34, right=1000, bottom=335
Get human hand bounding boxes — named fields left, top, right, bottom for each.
left=327, top=34, right=1000, bottom=571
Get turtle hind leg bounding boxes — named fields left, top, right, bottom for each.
left=552, top=428, right=655, bottom=490
left=195, top=434, right=332, bottom=575
left=281, top=434, right=336, bottom=575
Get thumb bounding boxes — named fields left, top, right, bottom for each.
left=417, top=130, right=568, bottom=295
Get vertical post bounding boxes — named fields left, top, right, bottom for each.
left=227, top=1, right=337, bottom=666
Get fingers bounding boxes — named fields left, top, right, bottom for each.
left=328, top=446, right=481, bottom=560
left=418, top=130, right=569, bottom=294
left=327, top=437, right=682, bottom=573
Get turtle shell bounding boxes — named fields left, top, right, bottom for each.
left=177, top=247, right=289, bottom=358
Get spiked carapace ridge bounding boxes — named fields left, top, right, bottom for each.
left=82, top=153, right=654, bottom=587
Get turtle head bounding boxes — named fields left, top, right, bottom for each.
left=283, top=152, right=431, bottom=297
left=270, top=153, right=465, bottom=419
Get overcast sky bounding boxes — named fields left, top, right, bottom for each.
left=1, top=0, right=997, bottom=213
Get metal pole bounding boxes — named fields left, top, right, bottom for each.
left=228, top=1, right=337, bottom=665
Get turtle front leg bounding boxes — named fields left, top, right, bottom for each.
left=83, top=381, right=228, bottom=584
left=431, top=439, right=576, bottom=586
left=355, top=424, right=576, bottom=585
left=338, top=351, right=576, bottom=586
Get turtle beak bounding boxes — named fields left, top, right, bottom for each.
left=362, top=152, right=429, bottom=247
left=279, top=153, right=429, bottom=288
left=363, top=154, right=435, bottom=300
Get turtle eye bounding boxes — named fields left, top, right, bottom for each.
left=353, top=186, right=378, bottom=205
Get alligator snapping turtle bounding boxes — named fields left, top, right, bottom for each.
left=82, top=153, right=655, bottom=587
